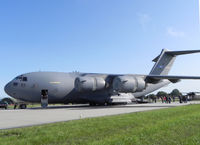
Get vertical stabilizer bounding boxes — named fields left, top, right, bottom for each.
left=149, top=49, right=200, bottom=75
left=150, top=49, right=175, bottom=75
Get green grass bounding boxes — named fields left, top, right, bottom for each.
left=1, top=105, right=200, bottom=145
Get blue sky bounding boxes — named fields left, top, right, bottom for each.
left=0, top=0, right=200, bottom=98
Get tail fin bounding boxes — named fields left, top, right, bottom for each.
left=149, top=49, right=200, bottom=75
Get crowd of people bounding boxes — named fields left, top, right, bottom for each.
left=150, top=95, right=190, bottom=104
left=160, top=96, right=172, bottom=103
left=159, top=95, right=189, bottom=103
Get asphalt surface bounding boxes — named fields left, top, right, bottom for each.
left=0, top=101, right=199, bottom=130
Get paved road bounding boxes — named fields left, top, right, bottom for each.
left=0, top=101, right=199, bottom=130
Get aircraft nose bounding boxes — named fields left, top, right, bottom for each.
left=4, top=82, right=12, bottom=96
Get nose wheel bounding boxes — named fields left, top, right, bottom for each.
left=19, top=104, right=27, bottom=109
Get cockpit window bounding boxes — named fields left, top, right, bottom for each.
left=15, top=76, right=28, bottom=81
left=16, top=76, right=22, bottom=80
left=13, top=82, right=18, bottom=86
left=23, top=77, right=27, bottom=81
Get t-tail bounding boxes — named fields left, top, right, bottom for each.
left=149, top=49, right=200, bottom=75
left=146, top=49, right=200, bottom=83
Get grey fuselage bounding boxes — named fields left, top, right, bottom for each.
left=4, top=72, right=170, bottom=104
left=5, top=49, right=200, bottom=105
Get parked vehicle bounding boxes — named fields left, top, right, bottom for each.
left=0, top=101, right=8, bottom=109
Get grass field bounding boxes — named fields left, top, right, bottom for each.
left=1, top=104, right=200, bottom=145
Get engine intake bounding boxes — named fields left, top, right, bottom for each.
left=113, top=76, right=146, bottom=93
left=75, top=77, right=106, bottom=92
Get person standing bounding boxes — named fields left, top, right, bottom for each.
left=173, top=96, right=175, bottom=102
left=164, top=96, right=166, bottom=103
left=161, top=97, right=164, bottom=103
left=179, top=96, right=182, bottom=103
left=185, top=95, right=188, bottom=103
left=14, top=103, right=17, bottom=109
left=169, top=96, right=171, bottom=104
left=154, top=97, right=157, bottom=103
left=166, top=96, right=169, bottom=103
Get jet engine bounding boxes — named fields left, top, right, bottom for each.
left=75, top=77, right=106, bottom=92
left=113, top=76, right=146, bottom=93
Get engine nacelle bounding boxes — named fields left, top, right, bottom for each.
left=113, top=76, right=146, bottom=93
left=75, top=77, right=106, bottom=92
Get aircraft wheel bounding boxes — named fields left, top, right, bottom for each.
left=89, top=102, right=96, bottom=106
left=19, top=104, right=27, bottom=109
left=99, top=103, right=107, bottom=106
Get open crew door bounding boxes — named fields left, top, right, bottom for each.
left=41, top=89, right=48, bottom=108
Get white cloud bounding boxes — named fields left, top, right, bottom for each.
left=137, top=13, right=151, bottom=30
left=167, top=27, right=185, bottom=37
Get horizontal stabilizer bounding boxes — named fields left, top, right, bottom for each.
left=165, top=50, right=200, bottom=56
left=146, top=75, right=200, bottom=83
left=152, top=50, right=200, bottom=62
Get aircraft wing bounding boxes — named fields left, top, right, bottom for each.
left=146, top=75, right=200, bottom=83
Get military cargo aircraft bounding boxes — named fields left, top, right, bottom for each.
left=4, top=49, right=200, bottom=107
